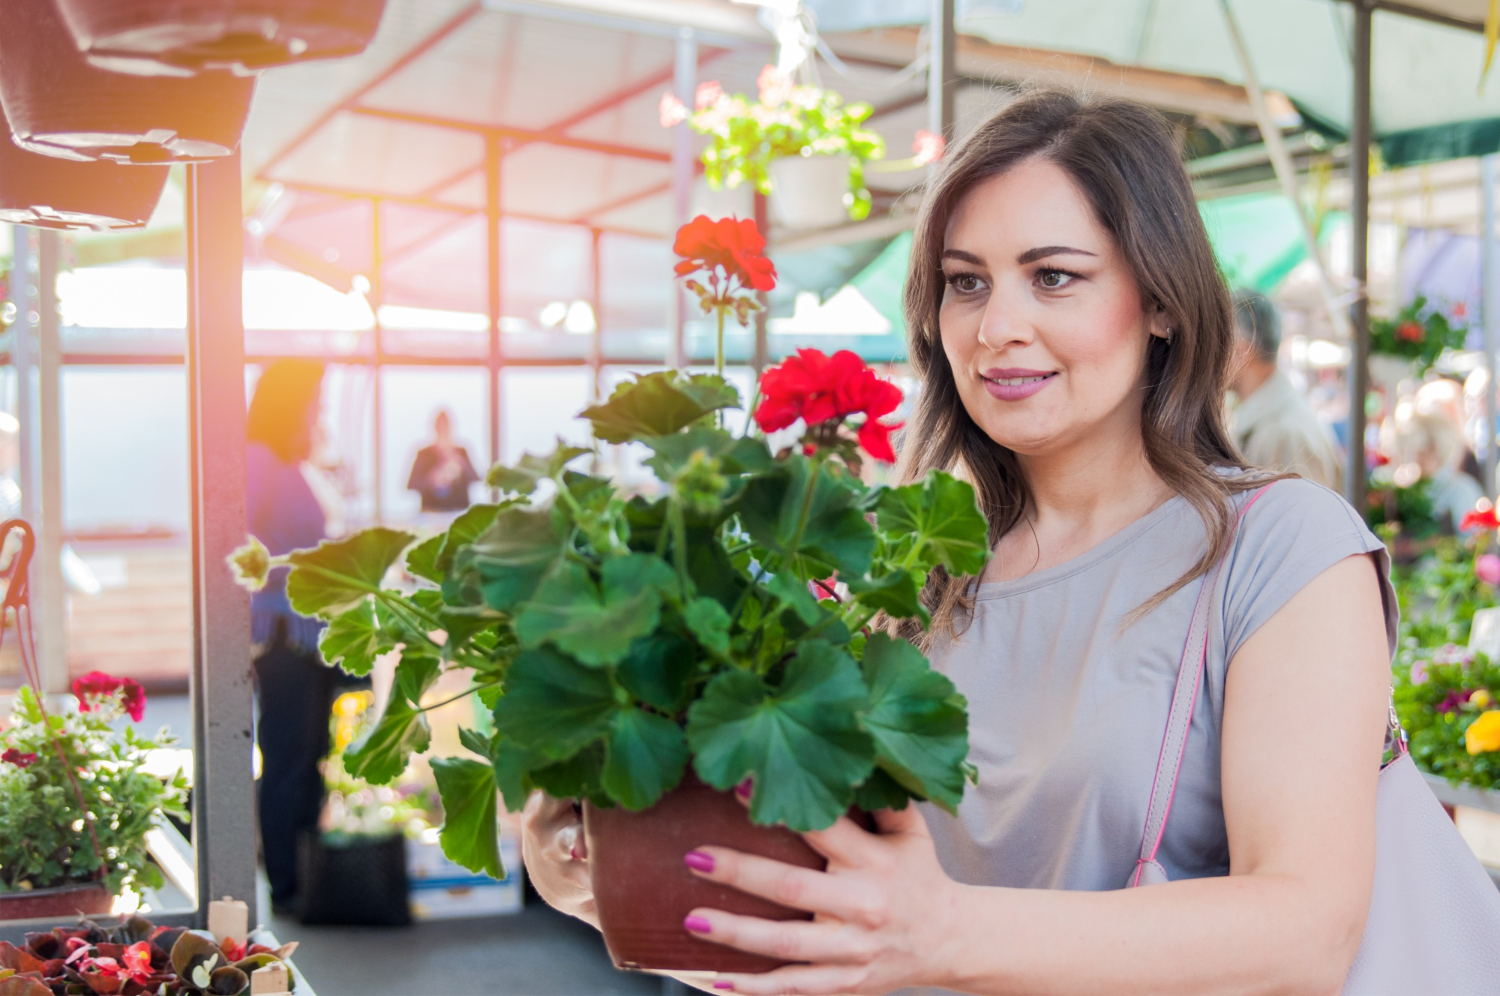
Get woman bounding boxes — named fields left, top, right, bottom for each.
left=522, top=90, right=1394, bottom=994
left=246, top=358, right=336, bottom=915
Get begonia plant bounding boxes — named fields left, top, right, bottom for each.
left=230, top=217, right=987, bottom=880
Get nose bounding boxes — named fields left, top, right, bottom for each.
left=975, top=283, right=1034, bottom=353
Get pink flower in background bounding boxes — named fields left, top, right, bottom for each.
left=1410, top=660, right=1429, bottom=686
left=1454, top=302, right=1469, bottom=319
left=1477, top=553, right=1500, bottom=587
left=1437, top=689, right=1476, bottom=713
left=757, top=65, right=792, bottom=106
left=1, top=747, right=37, bottom=768
left=73, top=670, right=147, bottom=722
left=1434, top=643, right=1475, bottom=666
left=658, top=92, right=688, bottom=128
left=694, top=80, right=723, bottom=110
left=912, top=129, right=946, bottom=165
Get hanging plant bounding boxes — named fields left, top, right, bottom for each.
left=1368, top=294, right=1468, bottom=374
left=663, top=67, right=885, bottom=223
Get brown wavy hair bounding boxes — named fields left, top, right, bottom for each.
left=247, top=358, right=325, bottom=464
left=897, top=87, right=1263, bottom=645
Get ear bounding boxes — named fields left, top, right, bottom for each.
left=1147, top=305, right=1173, bottom=341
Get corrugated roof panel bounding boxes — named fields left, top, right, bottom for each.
left=266, top=112, right=486, bottom=196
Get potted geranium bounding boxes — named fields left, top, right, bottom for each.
left=230, top=215, right=986, bottom=973
left=1369, top=294, right=1468, bottom=378
left=663, top=67, right=885, bottom=229
left=0, top=672, right=189, bottom=920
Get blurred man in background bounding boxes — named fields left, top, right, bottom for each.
left=1227, top=289, right=1342, bottom=490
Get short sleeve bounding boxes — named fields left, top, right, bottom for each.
left=1219, top=478, right=1397, bottom=665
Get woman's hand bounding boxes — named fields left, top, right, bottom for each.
left=519, top=791, right=598, bottom=927
left=681, top=805, right=966, bottom=995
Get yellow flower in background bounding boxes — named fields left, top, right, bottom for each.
left=1466, top=710, right=1500, bottom=755
left=1474, top=690, right=1494, bottom=709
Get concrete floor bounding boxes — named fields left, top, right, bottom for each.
left=269, top=903, right=671, bottom=996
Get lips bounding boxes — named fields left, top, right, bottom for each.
left=981, top=368, right=1056, bottom=402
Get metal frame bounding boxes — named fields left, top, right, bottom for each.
left=1347, top=1, right=1373, bottom=510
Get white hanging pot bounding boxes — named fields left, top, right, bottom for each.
left=768, top=154, right=850, bottom=231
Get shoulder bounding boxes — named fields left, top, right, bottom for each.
left=1221, top=477, right=1396, bottom=660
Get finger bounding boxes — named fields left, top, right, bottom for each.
left=800, top=813, right=876, bottom=866
left=712, top=964, right=868, bottom=996
left=685, top=847, right=879, bottom=923
left=683, top=907, right=875, bottom=966
left=871, top=802, right=929, bottom=838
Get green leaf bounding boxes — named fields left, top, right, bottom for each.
left=491, top=647, right=616, bottom=759
left=344, top=695, right=429, bottom=785
left=687, top=639, right=875, bottom=831
left=515, top=554, right=676, bottom=666
left=529, top=741, right=607, bottom=802
left=768, top=572, right=822, bottom=625
left=617, top=631, right=696, bottom=710
left=285, top=528, right=417, bottom=619
left=488, top=442, right=590, bottom=496
left=393, top=650, right=441, bottom=706
left=739, top=456, right=875, bottom=577
left=683, top=597, right=732, bottom=656
left=432, top=756, right=503, bottom=879
left=875, top=471, right=991, bottom=576
left=852, top=767, right=913, bottom=812
left=455, top=506, right=564, bottom=612
left=601, top=707, right=689, bottom=810
left=641, top=425, right=736, bottom=481
left=404, top=534, right=445, bottom=584
left=432, top=502, right=508, bottom=574
left=858, top=633, right=969, bottom=812
left=318, top=602, right=393, bottom=677
left=490, top=735, right=543, bottom=812
left=845, top=572, right=927, bottom=622
left=582, top=371, right=739, bottom=443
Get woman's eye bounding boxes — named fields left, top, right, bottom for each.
left=1037, top=269, right=1075, bottom=289
left=947, top=273, right=983, bottom=294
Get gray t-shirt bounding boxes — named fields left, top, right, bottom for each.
left=920, top=478, right=1397, bottom=894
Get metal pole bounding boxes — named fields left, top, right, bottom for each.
left=485, top=134, right=503, bottom=468
left=371, top=198, right=384, bottom=524
left=185, top=152, right=257, bottom=927
left=1484, top=154, right=1499, bottom=498
left=928, top=0, right=956, bottom=142
left=753, top=191, right=769, bottom=375
left=12, top=229, right=34, bottom=529
left=668, top=27, right=696, bottom=369
left=589, top=227, right=603, bottom=403
left=1347, top=2, right=1372, bottom=510
left=1219, top=0, right=1350, bottom=340
left=35, top=231, right=64, bottom=695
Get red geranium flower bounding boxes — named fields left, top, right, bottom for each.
left=673, top=215, right=777, bottom=293
left=73, top=670, right=146, bottom=722
left=754, top=348, right=904, bottom=462
left=1, top=747, right=37, bottom=768
left=1396, top=320, right=1425, bottom=342
left=1463, top=506, right=1500, bottom=532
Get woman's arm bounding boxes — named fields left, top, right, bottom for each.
left=686, top=553, right=1391, bottom=995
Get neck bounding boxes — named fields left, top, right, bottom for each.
left=1232, top=358, right=1276, bottom=398
left=1015, top=408, right=1169, bottom=534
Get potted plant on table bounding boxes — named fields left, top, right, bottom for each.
left=663, top=67, right=885, bottom=230
left=0, top=672, right=189, bottom=921
left=230, top=215, right=987, bottom=974
left=1368, top=294, right=1468, bottom=380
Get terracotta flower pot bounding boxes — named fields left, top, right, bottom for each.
left=584, top=773, right=824, bottom=975
left=55, top=0, right=388, bottom=77
left=0, top=114, right=169, bottom=230
left=0, top=0, right=256, bottom=164
left=0, top=881, right=113, bottom=921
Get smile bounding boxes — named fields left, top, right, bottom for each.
left=981, top=369, right=1057, bottom=401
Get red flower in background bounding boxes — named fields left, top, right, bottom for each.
left=1396, top=320, right=1425, bottom=343
left=1, top=747, right=37, bottom=768
left=73, top=670, right=146, bottom=722
left=673, top=216, right=777, bottom=292
left=754, top=348, right=904, bottom=462
left=1463, top=506, right=1500, bottom=532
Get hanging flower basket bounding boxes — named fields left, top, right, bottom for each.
left=767, top=153, right=854, bottom=231
left=0, top=111, right=169, bottom=230
left=56, top=0, right=388, bottom=77
left=0, top=0, right=255, bottom=164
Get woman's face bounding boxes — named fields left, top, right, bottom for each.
left=938, top=158, right=1166, bottom=460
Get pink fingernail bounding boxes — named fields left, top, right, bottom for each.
left=684, top=850, right=715, bottom=873
left=684, top=915, right=713, bottom=935
left=713, top=982, right=735, bottom=991
left=735, top=778, right=752, bottom=799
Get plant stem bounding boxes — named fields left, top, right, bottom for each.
left=715, top=303, right=726, bottom=378
left=668, top=497, right=693, bottom=597
left=418, top=681, right=500, bottom=714
left=784, top=453, right=824, bottom=575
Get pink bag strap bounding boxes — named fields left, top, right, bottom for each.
left=1128, top=485, right=1271, bottom=888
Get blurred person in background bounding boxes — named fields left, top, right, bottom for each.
left=406, top=408, right=480, bottom=519
left=1227, top=289, right=1341, bottom=489
left=246, top=358, right=336, bottom=916
left=1389, top=406, right=1483, bottom=534
left=1413, top=377, right=1484, bottom=490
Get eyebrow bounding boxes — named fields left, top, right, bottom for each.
left=1016, top=245, right=1097, bottom=265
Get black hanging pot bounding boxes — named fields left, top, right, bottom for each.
left=0, top=122, right=169, bottom=230
left=55, top=0, right=388, bottom=76
left=0, top=0, right=256, bottom=164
